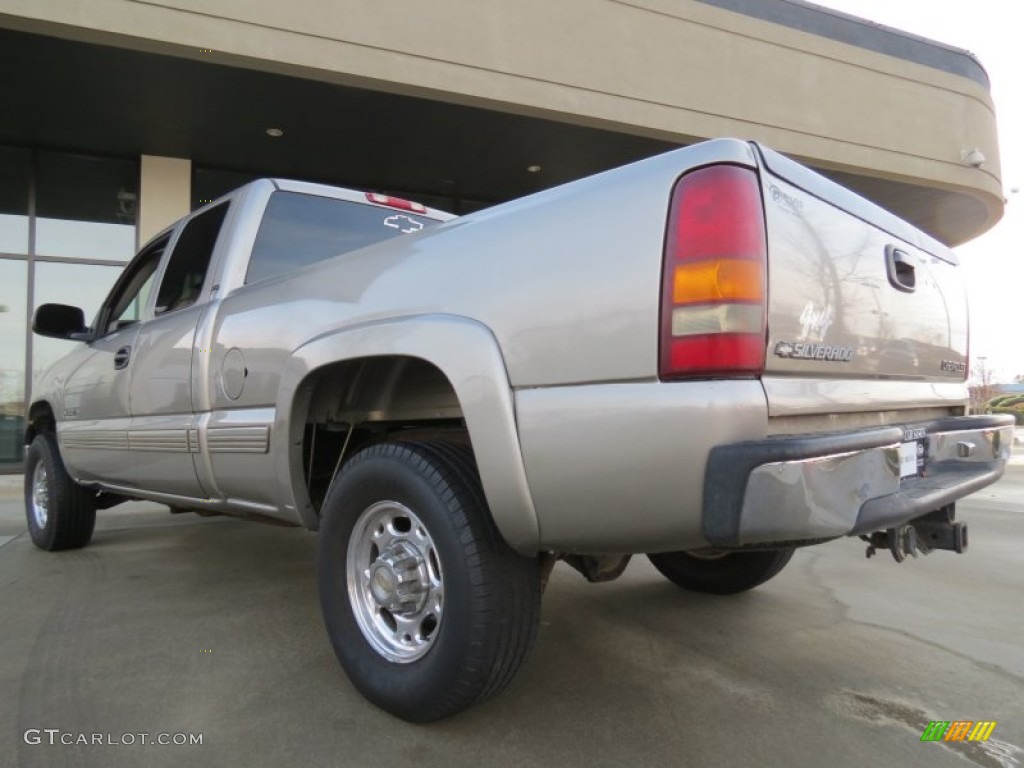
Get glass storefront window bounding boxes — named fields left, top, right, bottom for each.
left=0, top=147, right=30, bottom=255
left=0, top=260, right=27, bottom=466
left=0, top=146, right=142, bottom=471
left=35, top=151, right=137, bottom=262
left=31, top=262, right=123, bottom=388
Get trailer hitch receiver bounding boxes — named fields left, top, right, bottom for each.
left=861, top=505, right=967, bottom=562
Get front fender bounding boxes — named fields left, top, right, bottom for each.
left=275, top=314, right=540, bottom=554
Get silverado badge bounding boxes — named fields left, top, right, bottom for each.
left=774, top=341, right=854, bottom=362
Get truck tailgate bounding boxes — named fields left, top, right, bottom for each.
left=754, top=145, right=968, bottom=417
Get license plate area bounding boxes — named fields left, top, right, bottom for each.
left=899, top=438, right=925, bottom=479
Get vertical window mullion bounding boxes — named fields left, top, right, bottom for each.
left=23, top=148, right=36, bottom=412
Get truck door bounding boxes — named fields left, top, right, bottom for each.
left=125, top=202, right=230, bottom=498
left=58, top=237, right=166, bottom=485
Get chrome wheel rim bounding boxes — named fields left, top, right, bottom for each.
left=31, top=462, right=49, bottom=530
left=347, top=501, right=443, bottom=663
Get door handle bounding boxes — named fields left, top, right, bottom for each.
left=114, top=346, right=131, bottom=370
left=885, top=245, right=916, bottom=293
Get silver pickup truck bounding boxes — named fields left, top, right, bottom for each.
left=26, top=139, right=1013, bottom=721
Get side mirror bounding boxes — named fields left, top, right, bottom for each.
left=32, top=303, right=90, bottom=341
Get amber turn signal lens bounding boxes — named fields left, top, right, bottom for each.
left=672, top=258, right=763, bottom=305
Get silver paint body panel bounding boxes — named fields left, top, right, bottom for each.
left=31, top=139, right=1003, bottom=555
left=515, top=380, right=768, bottom=553
left=756, top=145, right=968, bottom=414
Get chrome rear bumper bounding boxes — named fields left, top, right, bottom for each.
left=702, top=415, right=1014, bottom=547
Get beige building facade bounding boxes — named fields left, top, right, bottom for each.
left=0, top=0, right=1004, bottom=469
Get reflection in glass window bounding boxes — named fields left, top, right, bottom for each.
left=108, top=260, right=158, bottom=334
left=104, top=238, right=167, bottom=335
left=35, top=151, right=137, bottom=262
left=36, top=217, right=137, bottom=263
left=0, top=147, right=30, bottom=255
left=155, top=203, right=227, bottom=314
left=31, top=262, right=122, bottom=388
left=0, top=215, right=29, bottom=255
left=247, top=192, right=441, bottom=284
left=0, top=260, right=27, bottom=466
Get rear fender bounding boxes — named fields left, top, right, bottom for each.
left=275, top=314, right=539, bottom=554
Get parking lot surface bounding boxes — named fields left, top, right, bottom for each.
left=1, top=465, right=1022, bottom=768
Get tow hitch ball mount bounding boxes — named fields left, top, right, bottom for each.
left=861, top=505, right=968, bottom=563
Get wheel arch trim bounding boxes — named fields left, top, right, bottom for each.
left=276, top=314, right=540, bottom=554
left=25, top=400, right=57, bottom=446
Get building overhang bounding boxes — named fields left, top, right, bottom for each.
left=0, top=0, right=1004, bottom=244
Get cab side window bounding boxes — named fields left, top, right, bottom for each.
left=155, top=203, right=228, bottom=315
left=100, top=236, right=168, bottom=336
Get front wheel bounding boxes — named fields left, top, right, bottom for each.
left=24, top=432, right=96, bottom=551
left=647, top=547, right=795, bottom=595
left=318, top=441, right=540, bottom=722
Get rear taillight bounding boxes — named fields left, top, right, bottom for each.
left=659, top=164, right=767, bottom=379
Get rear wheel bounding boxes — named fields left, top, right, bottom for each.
left=647, top=547, right=794, bottom=595
left=318, top=440, right=540, bottom=722
left=24, top=432, right=96, bottom=551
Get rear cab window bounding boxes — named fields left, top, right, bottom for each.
left=246, top=191, right=444, bottom=284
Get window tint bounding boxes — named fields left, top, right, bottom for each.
left=155, top=203, right=228, bottom=315
left=0, top=147, right=30, bottom=255
left=33, top=263, right=124, bottom=389
left=246, top=192, right=439, bottom=284
left=0, top=259, right=27, bottom=465
left=99, top=237, right=167, bottom=336
left=109, top=262, right=158, bottom=331
left=35, top=151, right=137, bottom=262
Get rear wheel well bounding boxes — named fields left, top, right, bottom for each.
left=294, top=356, right=469, bottom=516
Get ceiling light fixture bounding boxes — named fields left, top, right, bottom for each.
left=527, top=165, right=542, bottom=173
left=266, top=127, right=284, bottom=138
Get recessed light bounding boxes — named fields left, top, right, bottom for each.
left=266, top=127, right=284, bottom=138
left=527, top=165, right=542, bottom=173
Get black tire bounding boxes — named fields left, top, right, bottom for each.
left=317, top=440, right=540, bottom=722
left=647, top=547, right=795, bottom=595
left=24, top=432, right=96, bottom=551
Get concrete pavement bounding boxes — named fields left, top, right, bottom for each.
left=1, top=467, right=1022, bottom=768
